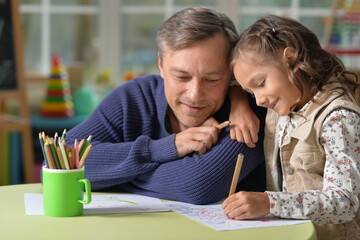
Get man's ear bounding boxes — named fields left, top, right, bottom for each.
left=158, top=52, right=164, bottom=78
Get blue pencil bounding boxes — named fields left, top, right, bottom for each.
left=39, top=132, right=49, bottom=168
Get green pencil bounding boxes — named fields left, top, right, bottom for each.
left=49, top=138, right=61, bottom=169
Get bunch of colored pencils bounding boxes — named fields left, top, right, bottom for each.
left=39, top=129, right=93, bottom=169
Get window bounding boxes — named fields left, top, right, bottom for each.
left=20, top=0, right=360, bottom=85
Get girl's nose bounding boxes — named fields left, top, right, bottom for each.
left=255, top=94, right=267, bottom=108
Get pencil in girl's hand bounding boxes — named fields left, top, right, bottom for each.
left=228, top=153, right=244, bottom=197
left=216, top=121, right=231, bottom=130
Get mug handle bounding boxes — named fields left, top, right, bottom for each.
left=78, top=179, right=92, bottom=204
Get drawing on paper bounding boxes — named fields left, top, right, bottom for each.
left=164, top=201, right=311, bottom=231
left=165, top=202, right=227, bottom=225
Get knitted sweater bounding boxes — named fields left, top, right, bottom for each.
left=67, top=74, right=266, bottom=204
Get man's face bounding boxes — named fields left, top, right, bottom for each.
left=158, top=33, right=231, bottom=132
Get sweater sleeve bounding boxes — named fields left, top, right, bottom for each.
left=66, top=78, right=179, bottom=191
left=127, top=127, right=265, bottom=204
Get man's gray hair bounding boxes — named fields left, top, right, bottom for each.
left=157, top=7, right=238, bottom=62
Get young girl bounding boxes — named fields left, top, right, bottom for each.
left=223, top=15, right=360, bottom=240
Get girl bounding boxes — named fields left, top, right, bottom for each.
left=223, top=15, right=360, bottom=240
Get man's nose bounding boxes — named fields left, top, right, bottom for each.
left=187, top=79, right=204, bottom=102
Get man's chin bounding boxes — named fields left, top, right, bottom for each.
left=180, top=117, right=206, bottom=128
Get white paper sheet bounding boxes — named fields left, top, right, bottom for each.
left=163, top=201, right=310, bottom=231
left=24, top=193, right=169, bottom=215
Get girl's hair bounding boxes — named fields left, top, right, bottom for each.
left=231, top=14, right=360, bottom=107
left=157, top=7, right=238, bottom=64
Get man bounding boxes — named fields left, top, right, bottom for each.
left=66, top=7, right=266, bottom=204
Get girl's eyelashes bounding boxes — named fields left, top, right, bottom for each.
left=257, top=80, right=265, bottom=87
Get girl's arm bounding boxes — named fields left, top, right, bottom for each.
left=228, top=86, right=260, bottom=148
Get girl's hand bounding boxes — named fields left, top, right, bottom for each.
left=229, top=86, right=259, bottom=148
left=222, top=191, right=270, bottom=220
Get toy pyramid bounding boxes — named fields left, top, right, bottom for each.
left=41, top=54, right=74, bottom=118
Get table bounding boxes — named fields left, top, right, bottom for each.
left=0, top=184, right=317, bottom=240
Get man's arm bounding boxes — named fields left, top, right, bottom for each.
left=129, top=127, right=265, bottom=204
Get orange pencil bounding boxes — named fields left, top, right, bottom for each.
left=67, top=149, right=74, bottom=169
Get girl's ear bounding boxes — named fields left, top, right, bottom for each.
left=282, top=47, right=297, bottom=71
left=282, top=47, right=295, bottom=62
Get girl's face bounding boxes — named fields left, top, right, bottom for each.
left=233, top=57, right=301, bottom=116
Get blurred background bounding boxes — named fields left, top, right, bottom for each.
left=0, top=0, right=359, bottom=185
left=21, top=0, right=359, bottom=110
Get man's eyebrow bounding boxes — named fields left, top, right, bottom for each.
left=205, top=71, right=224, bottom=76
left=169, top=68, right=224, bottom=76
left=169, top=68, right=188, bottom=74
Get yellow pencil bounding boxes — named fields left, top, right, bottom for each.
left=228, top=153, right=244, bottom=197
left=216, top=121, right=230, bottom=130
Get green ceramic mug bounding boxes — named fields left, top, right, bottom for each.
left=42, top=166, right=92, bottom=217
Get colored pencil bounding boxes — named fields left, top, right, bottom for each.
left=58, top=139, right=70, bottom=169
left=49, top=138, right=61, bottom=169
left=44, top=143, right=56, bottom=169
left=80, top=135, right=92, bottom=158
left=38, top=133, right=49, bottom=168
left=56, top=146, right=66, bottom=169
left=61, top=129, right=67, bottom=139
left=79, top=144, right=93, bottom=168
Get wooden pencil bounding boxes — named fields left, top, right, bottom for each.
left=56, top=146, right=66, bottom=169
left=216, top=121, right=230, bottom=130
left=58, top=139, right=70, bottom=169
left=79, top=144, right=93, bottom=168
left=228, top=153, right=244, bottom=197
left=80, top=135, right=92, bottom=158
left=44, top=143, right=56, bottom=169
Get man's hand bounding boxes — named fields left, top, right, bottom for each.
left=174, top=117, right=220, bottom=157
left=222, top=191, right=270, bottom=220
left=229, top=86, right=259, bottom=148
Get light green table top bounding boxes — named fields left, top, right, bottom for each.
left=0, top=184, right=317, bottom=240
